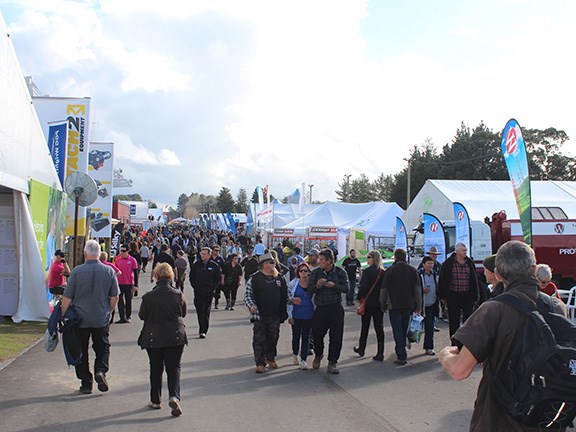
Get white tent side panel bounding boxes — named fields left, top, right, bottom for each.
left=0, top=13, right=61, bottom=193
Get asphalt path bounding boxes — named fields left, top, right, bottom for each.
left=0, top=275, right=481, bottom=432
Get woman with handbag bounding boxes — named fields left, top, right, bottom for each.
left=353, top=250, right=385, bottom=361
left=138, top=263, right=187, bottom=416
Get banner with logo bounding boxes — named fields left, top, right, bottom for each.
left=33, top=97, right=91, bottom=236
left=46, top=121, right=68, bottom=187
left=453, top=202, right=471, bottom=256
left=226, top=212, right=237, bottom=235
left=501, top=118, right=532, bottom=246
left=299, top=182, right=305, bottom=212
left=110, top=222, right=124, bottom=258
left=423, top=213, right=446, bottom=263
left=87, top=142, right=114, bottom=238
left=394, top=217, right=408, bottom=253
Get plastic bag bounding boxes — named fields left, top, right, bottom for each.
left=407, top=313, right=424, bottom=343
left=44, top=329, right=59, bottom=352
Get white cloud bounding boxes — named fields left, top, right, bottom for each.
left=107, top=131, right=181, bottom=166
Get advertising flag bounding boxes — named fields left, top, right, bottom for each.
left=453, top=202, right=471, bottom=256
left=265, top=184, right=270, bottom=208
left=226, top=212, right=237, bottom=236
left=110, top=223, right=124, bottom=258
left=299, top=182, right=305, bottom=212
left=501, top=119, right=532, bottom=246
left=46, top=121, right=68, bottom=187
left=394, top=217, right=408, bottom=257
left=256, top=187, right=264, bottom=213
left=423, top=213, right=447, bottom=263
left=87, top=142, right=114, bottom=238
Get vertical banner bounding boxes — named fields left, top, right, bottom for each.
left=266, top=184, right=270, bottom=208
left=110, top=222, right=124, bottom=258
left=501, top=118, right=532, bottom=246
left=46, top=121, right=68, bottom=187
left=453, top=202, right=471, bottom=256
left=257, top=187, right=264, bottom=213
left=394, top=217, right=409, bottom=260
left=33, top=97, right=91, bottom=236
left=226, top=212, right=237, bottom=236
left=423, top=213, right=447, bottom=263
left=87, top=142, right=114, bottom=238
left=299, top=182, right=305, bottom=212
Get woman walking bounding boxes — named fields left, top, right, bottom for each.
left=138, top=263, right=187, bottom=416
left=288, top=262, right=315, bottom=370
left=222, top=253, right=243, bottom=310
left=354, top=250, right=385, bottom=361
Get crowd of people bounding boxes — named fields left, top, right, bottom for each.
left=49, top=222, right=574, bottom=429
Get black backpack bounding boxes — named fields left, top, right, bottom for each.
left=491, top=292, right=576, bottom=429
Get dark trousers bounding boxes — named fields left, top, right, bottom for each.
left=75, top=326, right=110, bottom=388
left=194, top=291, right=212, bottom=334
left=253, top=317, right=280, bottom=365
left=146, top=345, right=184, bottom=404
left=213, top=285, right=223, bottom=307
left=141, top=257, right=149, bottom=271
left=291, top=318, right=313, bottom=361
left=446, top=292, right=475, bottom=340
left=389, top=308, right=411, bottom=361
left=346, top=277, right=356, bottom=303
left=223, top=284, right=239, bottom=307
left=118, top=284, right=133, bottom=320
left=176, top=269, right=186, bottom=292
left=423, top=303, right=438, bottom=350
left=358, top=304, right=384, bottom=354
left=312, top=303, right=344, bottom=363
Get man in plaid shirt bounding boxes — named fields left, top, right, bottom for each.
left=438, top=243, right=479, bottom=341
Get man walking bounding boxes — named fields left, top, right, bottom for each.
left=438, top=243, right=479, bottom=339
left=309, top=249, right=349, bottom=374
left=342, top=249, right=362, bottom=306
left=61, top=240, right=119, bottom=394
left=189, top=247, right=221, bottom=338
left=241, top=247, right=259, bottom=283
left=114, top=245, right=139, bottom=323
left=380, top=248, right=421, bottom=365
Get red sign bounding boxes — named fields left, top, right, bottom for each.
left=457, top=211, right=464, bottom=221
left=505, top=127, right=517, bottom=155
left=554, top=223, right=565, bottom=234
left=430, top=222, right=439, bottom=233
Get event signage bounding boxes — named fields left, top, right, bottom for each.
left=308, top=226, right=338, bottom=239
left=87, top=142, right=114, bottom=237
left=394, top=217, right=409, bottom=261
left=500, top=118, right=532, bottom=246
left=110, top=222, right=124, bottom=258
left=453, top=202, right=471, bottom=256
left=226, top=212, right=237, bottom=235
left=46, top=121, right=68, bottom=187
left=274, top=228, right=295, bottom=235
left=423, top=213, right=447, bottom=263
left=33, top=97, right=91, bottom=236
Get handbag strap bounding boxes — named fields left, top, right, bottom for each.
left=362, top=268, right=382, bottom=300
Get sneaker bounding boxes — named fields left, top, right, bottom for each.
left=434, top=326, right=440, bottom=332
left=116, top=319, right=128, bottom=324
left=94, top=372, right=109, bottom=392
left=300, top=360, right=308, bottom=370
left=230, top=307, right=234, bottom=311
left=292, top=354, right=299, bottom=365
left=214, top=305, right=219, bottom=309
left=266, top=359, right=278, bottom=369
left=255, top=364, right=266, bottom=373
left=353, top=346, right=365, bottom=357
left=312, top=356, right=322, bottom=370
left=79, top=385, right=92, bottom=394
left=393, top=359, right=408, bottom=366
left=225, top=306, right=230, bottom=310
left=199, top=333, right=206, bottom=339
left=327, top=362, right=340, bottom=374
left=425, top=349, right=436, bottom=356
left=372, top=354, right=384, bottom=361
left=148, top=402, right=161, bottom=409
left=169, top=397, right=183, bottom=417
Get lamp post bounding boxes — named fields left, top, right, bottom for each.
left=403, top=157, right=411, bottom=209
left=308, top=184, right=314, bottom=204
left=344, top=174, right=351, bottom=202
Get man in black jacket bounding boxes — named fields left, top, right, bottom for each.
left=189, top=247, right=221, bottom=338
left=438, top=243, right=479, bottom=341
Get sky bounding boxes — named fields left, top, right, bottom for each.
left=3, top=0, right=576, bottom=208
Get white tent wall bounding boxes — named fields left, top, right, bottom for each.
left=0, top=13, right=61, bottom=193
left=403, top=180, right=576, bottom=231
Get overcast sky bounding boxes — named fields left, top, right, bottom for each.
left=4, top=0, right=576, bottom=208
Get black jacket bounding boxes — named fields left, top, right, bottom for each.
left=437, top=253, right=479, bottom=301
left=189, top=258, right=221, bottom=295
left=138, top=280, right=187, bottom=349
left=356, top=265, right=384, bottom=307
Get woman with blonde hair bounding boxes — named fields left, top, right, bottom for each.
left=138, top=263, right=187, bottom=416
left=353, top=250, right=385, bottom=361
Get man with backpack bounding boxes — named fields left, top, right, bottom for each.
left=438, top=241, right=573, bottom=431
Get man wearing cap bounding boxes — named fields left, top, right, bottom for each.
left=47, top=249, right=71, bottom=296
left=306, top=248, right=320, bottom=271
left=342, top=249, right=362, bottom=306
left=309, top=248, right=349, bottom=374
left=244, top=253, right=291, bottom=373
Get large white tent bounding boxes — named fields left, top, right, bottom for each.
left=0, top=12, right=62, bottom=321
left=402, top=180, right=576, bottom=231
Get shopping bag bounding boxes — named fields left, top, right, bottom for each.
left=407, top=313, right=424, bottom=343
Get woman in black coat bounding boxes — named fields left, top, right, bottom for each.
left=138, top=263, right=187, bottom=416
left=354, top=250, right=385, bottom=361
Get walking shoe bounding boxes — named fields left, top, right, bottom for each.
left=266, top=359, right=278, bottom=369
left=214, top=305, right=219, bottom=309
left=434, top=326, right=440, bottom=332
left=372, top=354, right=384, bottom=361
left=230, top=307, right=234, bottom=311
left=169, top=397, right=183, bottom=417
left=292, top=354, right=299, bottom=365
left=353, top=346, right=365, bottom=357
left=312, top=356, right=322, bottom=369
left=116, top=319, right=128, bottom=324
left=199, top=333, right=206, bottom=339
left=94, top=372, right=109, bottom=392
left=327, top=362, right=340, bottom=374
left=78, top=385, right=92, bottom=394
left=147, top=402, right=161, bottom=409
left=425, top=349, right=436, bottom=356
left=225, top=306, right=230, bottom=310
left=255, top=364, right=266, bottom=373
left=300, top=360, right=308, bottom=370
left=393, top=359, right=408, bottom=366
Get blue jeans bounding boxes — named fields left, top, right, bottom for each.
left=291, top=318, right=313, bottom=361
left=388, top=309, right=411, bottom=361
left=346, top=277, right=356, bottom=303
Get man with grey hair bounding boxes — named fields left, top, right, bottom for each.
left=438, top=242, right=479, bottom=339
left=438, top=241, right=567, bottom=431
left=61, top=240, right=119, bottom=394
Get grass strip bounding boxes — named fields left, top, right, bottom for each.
left=0, top=319, right=46, bottom=362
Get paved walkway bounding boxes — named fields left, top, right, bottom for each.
left=0, top=276, right=480, bottom=432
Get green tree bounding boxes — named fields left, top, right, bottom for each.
left=250, top=188, right=259, bottom=204
left=335, top=174, right=354, bottom=202
left=349, top=174, right=375, bottom=203
left=148, top=200, right=157, bottom=209
left=372, top=173, right=393, bottom=201
left=235, top=188, right=249, bottom=213
left=113, top=193, right=144, bottom=201
left=176, top=193, right=189, bottom=216
left=217, top=187, right=235, bottom=213
left=523, top=128, right=575, bottom=180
